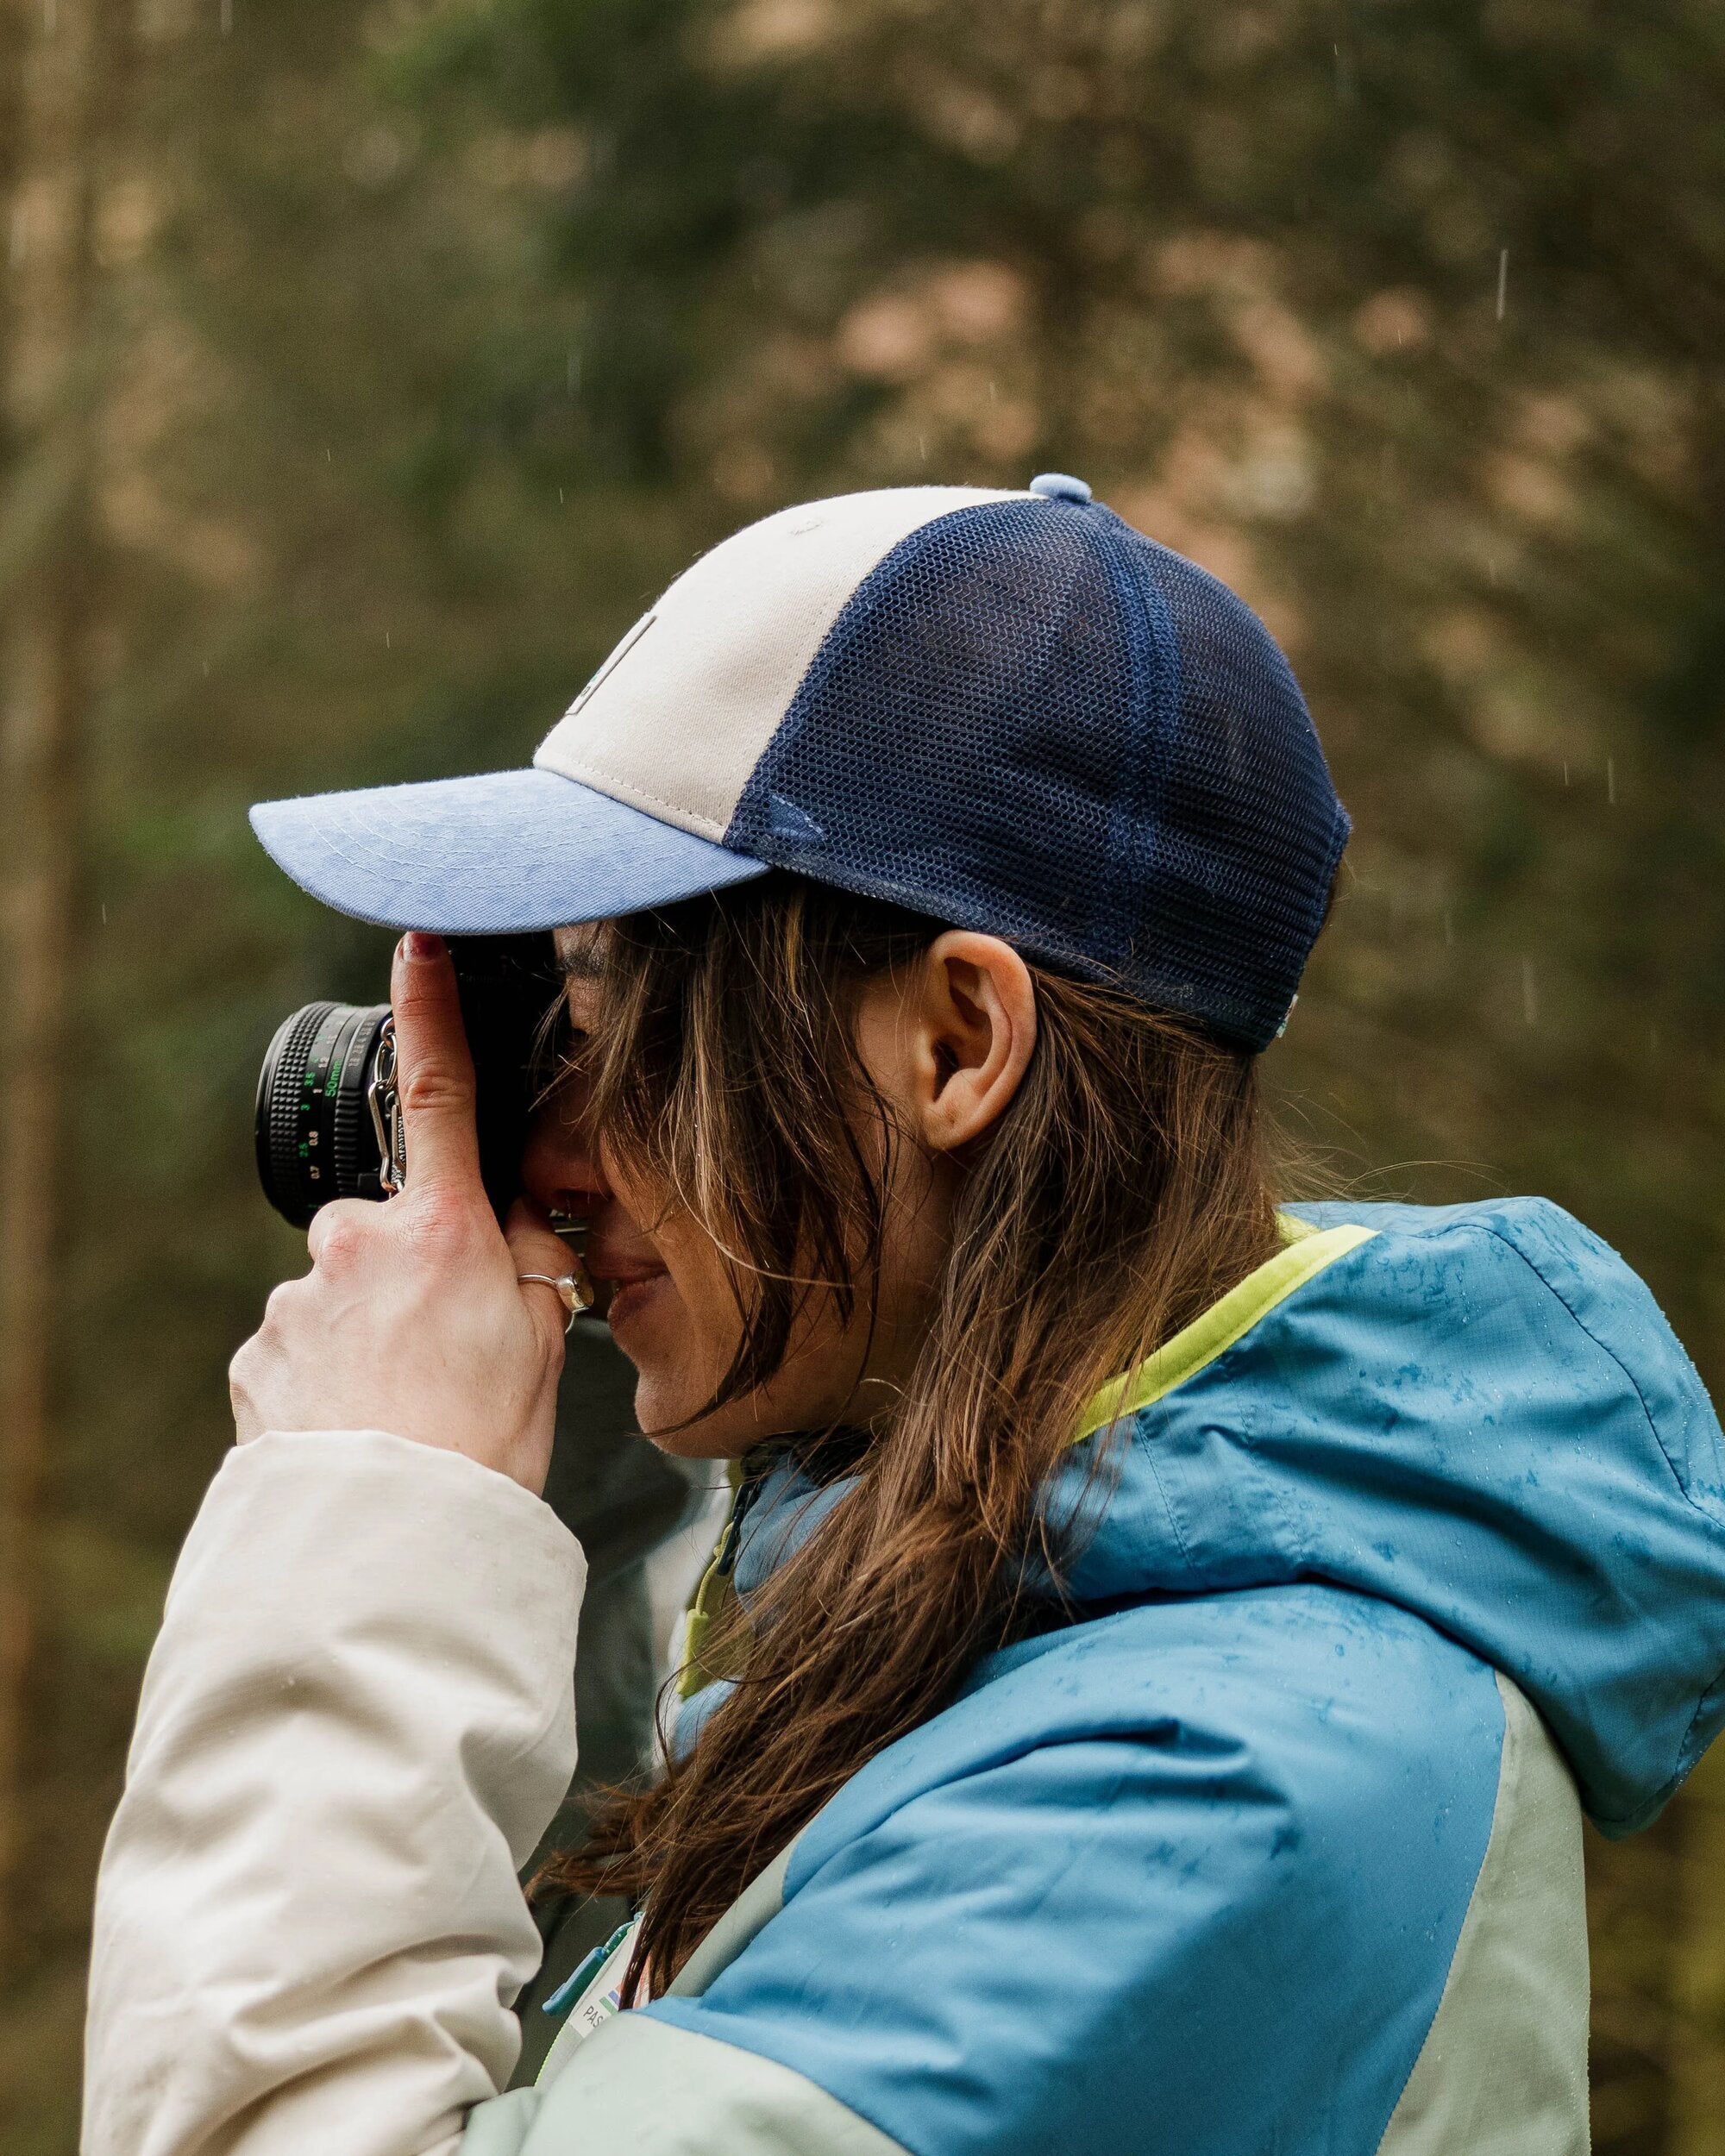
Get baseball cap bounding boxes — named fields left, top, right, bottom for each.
left=251, top=474, right=1349, bottom=1050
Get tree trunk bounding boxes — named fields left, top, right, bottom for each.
left=0, top=0, right=113, bottom=1948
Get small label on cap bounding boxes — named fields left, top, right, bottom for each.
left=564, top=610, right=656, bottom=721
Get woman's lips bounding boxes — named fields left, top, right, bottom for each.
left=601, top=1270, right=670, bottom=1336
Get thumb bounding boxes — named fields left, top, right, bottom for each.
left=389, top=932, right=484, bottom=1201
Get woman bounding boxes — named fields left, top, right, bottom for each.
left=85, top=480, right=1725, bottom=2156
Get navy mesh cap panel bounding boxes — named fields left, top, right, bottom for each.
left=1111, top=511, right=1351, bottom=1043
left=724, top=496, right=1348, bottom=1050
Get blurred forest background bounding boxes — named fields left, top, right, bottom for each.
left=3, top=0, right=1725, bottom=2146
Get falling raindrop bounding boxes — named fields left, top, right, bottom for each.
left=1561, top=761, right=1570, bottom=787
left=385, top=631, right=392, bottom=649
left=918, top=433, right=929, bottom=462
left=1496, top=249, right=1509, bottom=323
left=1606, top=756, right=1616, bottom=805
left=220, top=0, right=232, bottom=34
left=42, top=0, right=55, bottom=34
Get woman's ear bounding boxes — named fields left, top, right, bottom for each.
left=909, top=931, right=1038, bottom=1152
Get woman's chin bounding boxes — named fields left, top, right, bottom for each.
left=630, top=1373, right=767, bottom=1462
left=606, top=1286, right=729, bottom=1456
left=635, top=1388, right=750, bottom=1459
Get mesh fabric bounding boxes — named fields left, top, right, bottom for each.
left=724, top=498, right=1347, bottom=1050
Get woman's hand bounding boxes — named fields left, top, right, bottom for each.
left=229, top=931, right=574, bottom=1494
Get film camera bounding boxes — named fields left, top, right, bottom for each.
left=253, top=934, right=559, bottom=1229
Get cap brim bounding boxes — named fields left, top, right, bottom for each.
left=249, top=767, right=768, bottom=934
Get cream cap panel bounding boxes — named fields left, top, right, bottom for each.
left=534, top=486, right=1026, bottom=841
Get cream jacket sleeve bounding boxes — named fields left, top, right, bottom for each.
left=83, top=1428, right=586, bottom=2156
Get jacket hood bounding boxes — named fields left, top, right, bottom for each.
left=719, top=1197, right=1725, bottom=1835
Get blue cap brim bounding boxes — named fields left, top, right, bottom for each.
left=249, top=767, right=768, bottom=934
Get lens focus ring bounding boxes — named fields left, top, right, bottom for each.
left=254, top=1000, right=390, bottom=1227
left=256, top=1002, right=336, bottom=1225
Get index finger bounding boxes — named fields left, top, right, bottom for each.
left=389, top=931, right=484, bottom=1200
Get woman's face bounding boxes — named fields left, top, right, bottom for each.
left=521, top=921, right=1035, bottom=1458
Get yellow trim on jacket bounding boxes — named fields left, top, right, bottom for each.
left=676, top=1213, right=1377, bottom=1702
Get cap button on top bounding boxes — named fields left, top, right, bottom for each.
left=1028, top=472, right=1093, bottom=505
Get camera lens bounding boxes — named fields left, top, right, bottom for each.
left=254, top=1001, right=391, bottom=1227
left=253, top=932, right=558, bottom=1231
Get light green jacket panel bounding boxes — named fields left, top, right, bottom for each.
left=470, top=2016, right=909, bottom=2156
left=1377, top=1675, right=1590, bottom=2154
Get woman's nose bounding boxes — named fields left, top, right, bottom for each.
left=520, top=1089, right=610, bottom=1217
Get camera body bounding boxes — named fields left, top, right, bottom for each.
left=254, top=934, right=557, bottom=1228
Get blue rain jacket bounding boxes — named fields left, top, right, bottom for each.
left=476, top=1198, right=1725, bottom=2156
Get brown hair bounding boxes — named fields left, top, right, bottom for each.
left=539, top=873, right=1281, bottom=1996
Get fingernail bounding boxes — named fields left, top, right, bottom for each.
left=403, top=931, right=445, bottom=962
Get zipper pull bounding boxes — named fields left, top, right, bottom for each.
left=543, top=1919, right=634, bottom=2016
